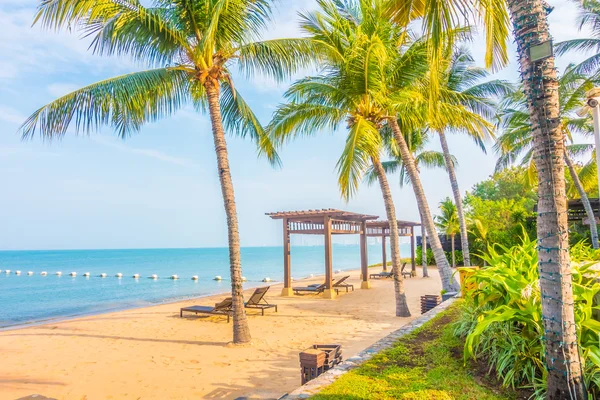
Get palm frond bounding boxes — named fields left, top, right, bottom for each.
left=20, top=68, right=190, bottom=139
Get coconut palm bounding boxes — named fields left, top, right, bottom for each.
left=365, top=127, right=456, bottom=278
left=495, top=66, right=599, bottom=248
left=429, top=46, right=513, bottom=267
left=556, top=0, right=600, bottom=76
left=21, top=0, right=317, bottom=344
left=386, top=1, right=585, bottom=395
left=435, top=198, right=460, bottom=268
left=269, top=0, right=434, bottom=316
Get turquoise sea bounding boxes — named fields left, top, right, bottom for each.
left=0, top=244, right=408, bottom=328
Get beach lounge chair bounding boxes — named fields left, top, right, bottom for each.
left=333, top=276, right=354, bottom=292
left=180, top=298, right=233, bottom=322
left=401, top=263, right=412, bottom=279
left=293, top=283, right=339, bottom=295
left=244, top=286, right=278, bottom=315
left=369, top=270, right=393, bottom=279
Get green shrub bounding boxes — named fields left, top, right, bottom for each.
left=454, top=233, right=600, bottom=398
left=416, top=245, right=463, bottom=267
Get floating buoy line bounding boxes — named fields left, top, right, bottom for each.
left=0, top=271, right=291, bottom=283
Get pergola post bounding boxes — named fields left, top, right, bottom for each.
left=281, top=217, right=294, bottom=297
left=411, top=226, right=416, bottom=277
left=360, top=221, right=370, bottom=289
left=323, top=216, right=336, bottom=299
left=381, top=236, right=387, bottom=272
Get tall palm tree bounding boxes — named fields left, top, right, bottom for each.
left=21, top=0, right=316, bottom=345
left=269, top=0, right=431, bottom=315
left=365, top=128, right=456, bottom=278
left=435, top=198, right=460, bottom=268
left=387, top=1, right=585, bottom=396
left=556, top=0, right=600, bottom=76
left=430, top=46, right=513, bottom=267
left=495, top=66, right=599, bottom=248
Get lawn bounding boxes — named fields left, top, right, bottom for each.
left=310, top=303, right=522, bottom=400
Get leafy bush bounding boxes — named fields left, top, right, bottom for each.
left=416, top=245, right=463, bottom=267
left=455, top=233, right=600, bottom=398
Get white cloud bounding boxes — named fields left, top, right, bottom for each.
left=47, top=83, right=81, bottom=97
left=0, top=105, right=25, bottom=125
left=90, top=136, right=200, bottom=168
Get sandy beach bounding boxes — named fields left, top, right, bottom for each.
left=0, top=267, right=442, bottom=400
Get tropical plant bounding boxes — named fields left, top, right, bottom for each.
left=435, top=198, right=460, bottom=268
left=365, top=127, right=454, bottom=278
left=386, top=0, right=584, bottom=395
left=556, top=0, right=600, bottom=77
left=22, top=0, right=317, bottom=344
left=455, top=234, right=600, bottom=399
left=269, top=0, right=433, bottom=315
left=495, top=65, right=599, bottom=248
left=469, top=218, right=490, bottom=266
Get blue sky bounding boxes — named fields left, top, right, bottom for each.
left=0, top=0, right=593, bottom=250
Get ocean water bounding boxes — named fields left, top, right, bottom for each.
left=0, top=244, right=409, bottom=328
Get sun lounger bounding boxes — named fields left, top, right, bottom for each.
left=180, top=298, right=233, bottom=322
left=401, top=263, right=412, bottom=279
left=369, top=271, right=393, bottom=279
left=244, top=286, right=278, bottom=315
left=333, top=275, right=354, bottom=292
left=294, top=283, right=339, bottom=295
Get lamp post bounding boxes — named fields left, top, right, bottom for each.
left=582, top=88, right=600, bottom=198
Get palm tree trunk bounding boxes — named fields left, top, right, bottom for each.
left=388, top=119, right=459, bottom=292
left=451, top=235, right=455, bottom=268
left=205, top=82, right=251, bottom=345
left=507, top=1, right=586, bottom=397
left=372, top=156, right=410, bottom=317
left=565, top=150, right=599, bottom=249
left=438, top=130, right=471, bottom=266
left=418, top=204, right=429, bottom=277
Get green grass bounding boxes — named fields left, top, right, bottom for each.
left=310, top=304, right=519, bottom=400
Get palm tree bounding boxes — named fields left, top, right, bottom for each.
left=556, top=0, right=600, bottom=76
left=435, top=198, right=460, bottom=268
left=386, top=1, right=585, bottom=396
left=430, top=46, right=513, bottom=267
left=365, top=128, right=456, bottom=278
left=269, top=0, right=430, bottom=316
left=21, top=0, right=316, bottom=345
left=469, top=218, right=490, bottom=266
left=495, top=66, right=599, bottom=248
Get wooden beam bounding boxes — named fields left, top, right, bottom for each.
left=360, top=221, right=370, bottom=289
left=382, top=237, right=387, bottom=272
left=411, top=226, right=416, bottom=277
left=282, top=218, right=293, bottom=297
left=323, top=215, right=335, bottom=299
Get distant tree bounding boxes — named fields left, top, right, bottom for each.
left=435, top=198, right=460, bottom=268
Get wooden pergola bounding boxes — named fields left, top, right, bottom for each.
left=267, top=209, right=378, bottom=298
left=366, top=220, right=420, bottom=275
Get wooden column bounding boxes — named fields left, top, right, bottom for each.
left=411, top=226, right=416, bottom=277
left=281, top=218, right=294, bottom=296
left=323, top=216, right=336, bottom=299
left=360, top=221, right=370, bottom=289
left=381, top=236, right=387, bottom=272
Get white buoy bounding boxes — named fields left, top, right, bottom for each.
left=56, top=271, right=62, bottom=276
left=170, top=274, right=179, bottom=280
left=133, top=274, right=140, bottom=279
left=150, top=274, right=158, bottom=280
left=27, top=271, right=34, bottom=276
left=115, top=273, right=123, bottom=278
left=241, top=276, right=247, bottom=282
left=191, top=275, right=199, bottom=280
left=70, top=272, right=77, bottom=277
left=83, top=272, right=90, bottom=277
left=40, top=271, right=47, bottom=276
left=262, top=277, right=272, bottom=282
left=213, top=276, right=222, bottom=281
left=4, top=270, right=10, bottom=274
left=100, top=273, right=107, bottom=278
left=15, top=270, right=21, bottom=275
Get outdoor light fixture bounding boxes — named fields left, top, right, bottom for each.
left=529, top=40, right=553, bottom=62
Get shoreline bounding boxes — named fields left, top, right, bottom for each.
left=0, top=269, right=355, bottom=332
